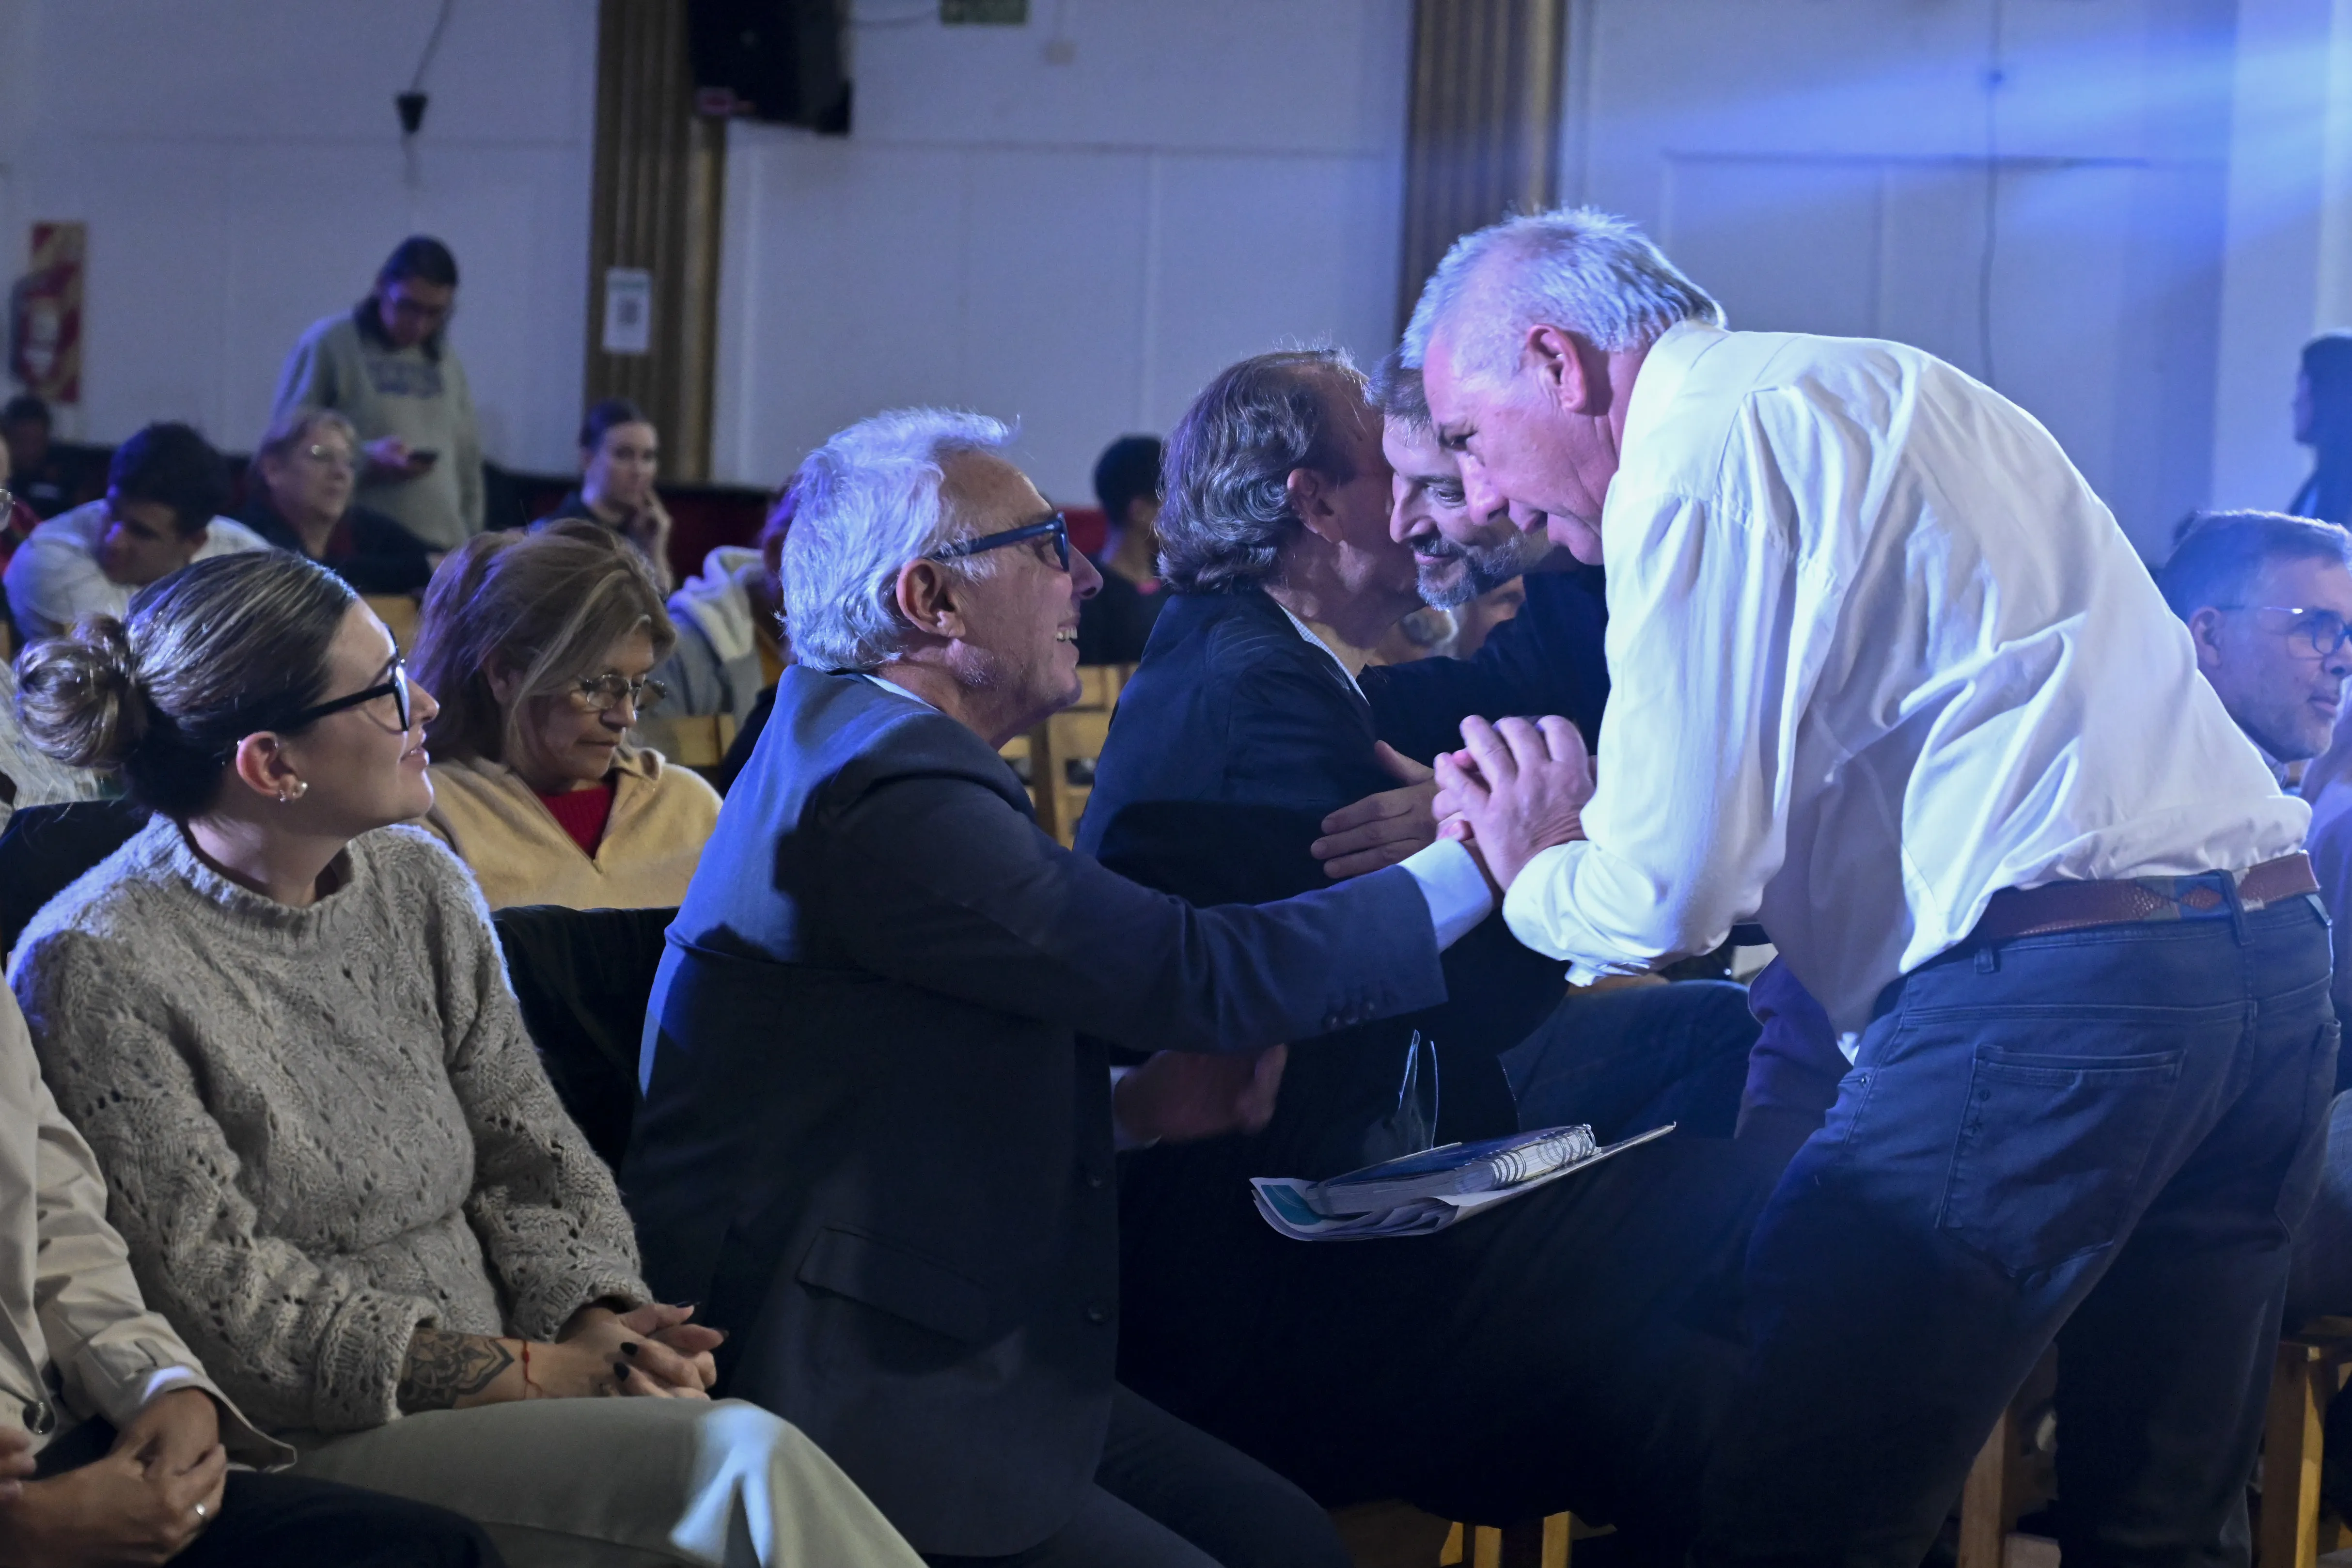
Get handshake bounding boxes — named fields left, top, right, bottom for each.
left=1311, top=715, right=1598, bottom=896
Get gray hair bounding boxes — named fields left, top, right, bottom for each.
left=1158, top=348, right=1368, bottom=596
left=2157, top=510, right=2352, bottom=620
left=1369, top=347, right=1431, bottom=432
left=1401, top=205, right=1723, bottom=381
left=254, top=407, right=358, bottom=469
left=781, top=408, right=1015, bottom=671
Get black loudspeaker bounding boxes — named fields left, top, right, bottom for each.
left=687, top=0, right=851, bottom=133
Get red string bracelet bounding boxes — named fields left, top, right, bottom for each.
left=518, top=1339, right=542, bottom=1398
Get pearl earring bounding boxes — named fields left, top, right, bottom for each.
left=278, top=780, right=309, bottom=803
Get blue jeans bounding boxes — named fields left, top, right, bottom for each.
left=1500, top=979, right=1758, bottom=1140
left=1693, top=891, right=2337, bottom=1568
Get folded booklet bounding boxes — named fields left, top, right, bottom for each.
left=1307, top=1124, right=1600, bottom=1215
left=1251, top=1123, right=1676, bottom=1242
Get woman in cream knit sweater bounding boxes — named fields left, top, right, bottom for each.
left=411, top=520, right=720, bottom=910
left=7, top=550, right=918, bottom=1568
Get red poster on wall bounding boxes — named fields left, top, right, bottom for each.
left=11, top=222, right=85, bottom=404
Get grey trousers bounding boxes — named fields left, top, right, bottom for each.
left=290, top=1397, right=924, bottom=1568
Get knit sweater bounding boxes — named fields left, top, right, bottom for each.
left=6, top=818, right=647, bottom=1438
left=423, top=746, right=721, bottom=911
left=270, top=309, right=485, bottom=549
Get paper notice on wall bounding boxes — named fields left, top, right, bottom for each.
left=12, top=222, right=86, bottom=403
left=602, top=267, right=652, bottom=356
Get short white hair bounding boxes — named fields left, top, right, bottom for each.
left=1400, top=206, right=1723, bottom=382
left=780, top=408, right=1014, bottom=672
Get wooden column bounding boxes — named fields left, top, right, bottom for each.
left=1397, top=0, right=1568, bottom=330
left=585, top=0, right=725, bottom=481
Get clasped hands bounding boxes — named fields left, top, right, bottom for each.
left=0, top=1385, right=226, bottom=1568
left=547, top=1302, right=722, bottom=1400
left=1310, top=718, right=1596, bottom=895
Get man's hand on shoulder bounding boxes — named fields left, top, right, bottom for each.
left=1435, top=715, right=1595, bottom=889
left=1113, top=1046, right=1289, bottom=1146
left=1312, top=744, right=1439, bottom=879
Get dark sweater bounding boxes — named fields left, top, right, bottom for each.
left=238, top=495, right=436, bottom=596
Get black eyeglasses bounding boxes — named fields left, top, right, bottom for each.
left=2212, top=605, right=2352, bottom=659
left=929, top=513, right=1071, bottom=573
left=278, top=658, right=413, bottom=734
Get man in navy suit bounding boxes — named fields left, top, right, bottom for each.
left=1077, top=351, right=1781, bottom=1560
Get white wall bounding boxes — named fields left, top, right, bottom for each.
left=711, top=0, right=1411, bottom=503
left=1565, top=0, right=2238, bottom=555
left=0, top=0, right=597, bottom=470
left=2209, top=0, right=2352, bottom=514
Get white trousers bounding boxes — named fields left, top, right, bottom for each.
left=289, top=1397, right=924, bottom=1568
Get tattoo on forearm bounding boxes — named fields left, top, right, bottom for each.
left=397, top=1328, right=516, bottom=1412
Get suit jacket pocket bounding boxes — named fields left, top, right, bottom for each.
left=795, top=1225, right=994, bottom=1344
left=1937, top=1039, right=2185, bottom=1277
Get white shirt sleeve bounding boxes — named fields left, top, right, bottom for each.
left=1501, top=491, right=1803, bottom=974
left=1397, top=837, right=1494, bottom=950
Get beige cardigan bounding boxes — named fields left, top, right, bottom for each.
left=422, top=746, right=721, bottom=910
left=0, top=988, right=285, bottom=1462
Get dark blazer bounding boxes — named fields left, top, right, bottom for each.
left=1074, top=587, right=1568, bottom=1405
left=1359, top=566, right=1611, bottom=762
left=621, top=666, right=1448, bottom=1557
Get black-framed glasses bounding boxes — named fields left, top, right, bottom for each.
left=229, top=659, right=411, bottom=759
left=569, top=673, right=669, bottom=716
left=929, top=513, right=1071, bottom=574
left=2213, top=604, right=2352, bottom=658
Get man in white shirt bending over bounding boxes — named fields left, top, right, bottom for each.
left=1406, top=206, right=2327, bottom=1568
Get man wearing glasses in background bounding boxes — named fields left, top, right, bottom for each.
left=626, top=408, right=1506, bottom=1568
left=2156, top=511, right=2352, bottom=785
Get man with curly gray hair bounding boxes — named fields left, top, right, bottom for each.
left=1414, top=205, right=2323, bottom=1568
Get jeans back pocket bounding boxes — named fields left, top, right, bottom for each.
left=1938, top=1041, right=2186, bottom=1277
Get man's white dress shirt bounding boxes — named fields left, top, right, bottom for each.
left=1501, top=321, right=2306, bottom=1042
left=2, top=501, right=267, bottom=641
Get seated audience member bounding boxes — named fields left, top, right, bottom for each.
left=6, top=550, right=924, bottom=1568
left=239, top=409, right=436, bottom=596
left=2156, top=510, right=2352, bottom=781
left=0, top=431, right=40, bottom=583
left=0, top=986, right=501, bottom=1566
left=0, top=396, right=89, bottom=519
left=3, top=423, right=264, bottom=641
left=1079, top=351, right=1773, bottom=1553
left=271, top=236, right=483, bottom=550
left=1074, top=434, right=1168, bottom=665
left=0, top=665, right=99, bottom=834
left=653, top=487, right=790, bottom=736
left=412, top=522, right=721, bottom=909
left=535, top=400, right=674, bottom=592
left=1349, top=355, right=1610, bottom=761
left=626, top=408, right=1501, bottom=1568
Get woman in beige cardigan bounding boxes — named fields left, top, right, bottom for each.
left=9, top=549, right=919, bottom=1567
left=412, top=521, right=720, bottom=909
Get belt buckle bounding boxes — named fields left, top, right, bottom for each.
left=2130, top=870, right=2235, bottom=921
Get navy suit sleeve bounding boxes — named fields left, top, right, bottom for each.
left=1360, top=573, right=1610, bottom=764
left=823, top=770, right=1448, bottom=1053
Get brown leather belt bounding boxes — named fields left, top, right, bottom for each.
left=1972, top=853, right=2319, bottom=945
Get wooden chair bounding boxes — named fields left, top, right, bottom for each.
left=1955, top=1346, right=2059, bottom=1568
left=1030, top=662, right=1133, bottom=846
left=1326, top=1503, right=1583, bottom=1568
left=633, top=711, right=737, bottom=770
left=363, top=593, right=421, bottom=649
left=2261, top=1317, right=2352, bottom=1568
